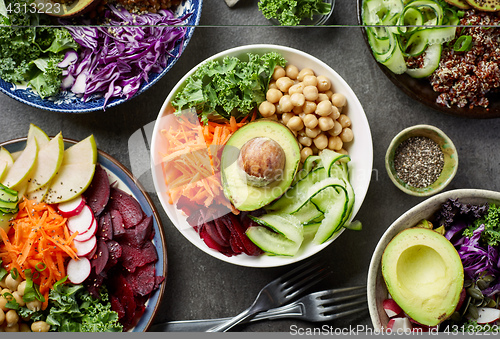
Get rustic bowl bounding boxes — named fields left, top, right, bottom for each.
left=385, top=124, right=458, bottom=197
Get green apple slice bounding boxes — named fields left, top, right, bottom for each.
left=0, top=147, right=14, bottom=168
left=1, top=138, right=38, bottom=189
left=0, top=211, right=16, bottom=234
left=44, top=163, right=96, bottom=204
left=26, top=132, right=64, bottom=193
left=0, top=161, right=7, bottom=182
left=27, top=123, right=50, bottom=149
left=62, top=135, right=97, bottom=165
left=27, top=184, right=49, bottom=202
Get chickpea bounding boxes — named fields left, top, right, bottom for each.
left=338, top=148, right=349, bottom=155
left=278, top=95, right=293, bottom=113
left=329, top=105, right=340, bottom=120
left=287, top=116, right=304, bottom=132
left=259, top=101, right=276, bottom=118
left=316, top=75, right=332, bottom=92
left=340, top=127, right=354, bottom=143
left=300, top=147, right=313, bottom=163
left=0, top=309, right=4, bottom=326
left=5, top=274, right=22, bottom=292
left=318, top=116, right=335, bottom=131
left=281, top=112, right=295, bottom=125
left=19, top=323, right=30, bottom=332
left=4, top=323, right=19, bottom=332
left=338, top=114, right=351, bottom=128
left=272, top=66, right=286, bottom=80
left=303, top=85, right=319, bottom=101
left=290, top=93, right=305, bottom=107
left=16, top=281, right=26, bottom=297
left=297, top=68, right=314, bottom=82
left=288, top=83, right=304, bottom=95
left=313, top=133, right=328, bottom=150
left=302, top=101, right=316, bottom=114
left=317, top=93, right=329, bottom=103
left=266, top=88, right=283, bottom=104
left=31, top=321, right=50, bottom=332
left=315, top=100, right=333, bottom=117
left=292, top=105, right=303, bottom=114
left=285, top=64, right=299, bottom=79
left=324, top=90, right=334, bottom=99
left=267, top=114, right=279, bottom=121
left=328, top=136, right=343, bottom=151
left=12, top=292, right=25, bottom=307
left=268, top=81, right=278, bottom=90
left=276, top=77, right=294, bottom=93
left=0, top=296, right=8, bottom=312
left=299, top=135, right=313, bottom=146
left=310, top=144, right=320, bottom=154
left=302, top=75, right=318, bottom=87
left=5, top=310, right=18, bottom=327
left=331, top=92, right=347, bottom=108
left=305, top=126, right=321, bottom=139
left=26, top=299, right=41, bottom=312
left=303, top=114, right=318, bottom=129
left=328, top=121, right=343, bottom=136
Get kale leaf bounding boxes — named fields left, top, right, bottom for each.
left=465, top=203, right=500, bottom=247
left=258, top=0, right=331, bottom=26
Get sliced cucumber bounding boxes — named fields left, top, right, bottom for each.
left=249, top=213, right=303, bottom=244
left=406, top=43, right=442, bottom=78
left=292, top=201, right=323, bottom=224
left=313, top=185, right=349, bottom=244
left=246, top=226, right=301, bottom=256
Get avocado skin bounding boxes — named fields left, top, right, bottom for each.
left=381, top=227, right=464, bottom=327
left=220, top=119, right=300, bottom=211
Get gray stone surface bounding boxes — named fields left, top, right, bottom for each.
left=2, top=0, right=500, bottom=333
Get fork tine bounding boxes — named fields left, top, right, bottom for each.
left=319, top=292, right=367, bottom=305
left=279, top=260, right=322, bottom=283
left=322, top=305, right=369, bottom=321
left=321, top=299, right=367, bottom=314
left=283, top=268, right=329, bottom=300
left=313, top=286, right=366, bottom=298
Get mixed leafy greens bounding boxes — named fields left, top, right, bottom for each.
left=258, top=0, right=331, bottom=26
left=0, top=0, right=78, bottom=98
left=172, top=52, right=286, bottom=124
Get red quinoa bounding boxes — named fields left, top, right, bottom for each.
left=429, top=10, right=500, bottom=109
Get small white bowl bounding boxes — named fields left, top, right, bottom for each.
left=150, top=44, right=373, bottom=267
left=367, top=189, right=500, bottom=330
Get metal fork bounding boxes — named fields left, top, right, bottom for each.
left=150, top=286, right=367, bottom=332
left=205, top=260, right=328, bottom=332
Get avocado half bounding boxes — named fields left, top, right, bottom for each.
left=465, top=0, right=500, bottom=11
left=381, top=227, right=464, bottom=327
left=443, top=0, right=471, bottom=9
left=220, top=120, right=300, bottom=211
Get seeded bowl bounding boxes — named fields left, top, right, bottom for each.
left=385, top=124, right=458, bottom=197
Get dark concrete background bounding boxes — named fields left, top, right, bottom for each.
left=2, top=0, right=500, bottom=332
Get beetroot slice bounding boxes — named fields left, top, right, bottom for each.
left=84, top=164, right=111, bottom=217
left=199, top=225, right=233, bottom=257
left=112, top=275, right=137, bottom=327
left=214, top=217, right=231, bottom=244
left=124, top=263, right=156, bottom=296
left=106, top=240, right=122, bottom=260
left=110, top=295, right=126, bottom=320
left=108, top=188, right=144, bottom=228
left=203, top=220, right=228, bottom=247
left=110, top=209, right=126, bottom=236
left=97, top=211, right=113, bottom=240
left=121, top=215, right=153, bottom=248
left=225, top=214, right=263, bottom=256
left=229, top=232, right=244, bottom=255
left=120, top=242, right=158, bottom=273
left=92, top=239, right=109, bottom=275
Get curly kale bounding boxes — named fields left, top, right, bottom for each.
left=465, top=203, right=500, bottom=247
left=258, top=0, right=331, bottom=26
left=434, top=198, right=489, bottom=230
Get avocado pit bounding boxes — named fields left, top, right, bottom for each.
left=237, top=137, right=286, bottom=187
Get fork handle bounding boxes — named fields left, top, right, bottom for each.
left=206, top=308, right=254, bottom=332
left=150, top=303, right=304, bottom=332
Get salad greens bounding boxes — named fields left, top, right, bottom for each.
left=258, top=0, right=331, bottom=26
left=19, top=277, right=122, bottom=332
left=172, top=52, right=286, bottom=124
left=466, top=204, right=500, bottom=247
left=0, top=0, right=78, bottom=98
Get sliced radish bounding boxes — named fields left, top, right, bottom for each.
left=67, top=205, right=94, bottom=235
left=474, top=307, right=500, bottom=324
left=57, top=195, right=86, bottom=218
left=73, top=236, right=97, bottom=257
left=66, top=257, right=91, bottom=284
left=74, top=218, right=97, bottom=242
left=383, top=299, right=403, bottom=318
left=387, top=317, right=412, bottom=332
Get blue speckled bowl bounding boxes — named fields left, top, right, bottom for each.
left=0, top=0, right=202, bottom=113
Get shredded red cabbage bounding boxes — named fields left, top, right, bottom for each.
left=60, top=5, right=191, bottom=108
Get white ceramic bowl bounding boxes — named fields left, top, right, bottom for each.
left=150, top=44, right=373, bottom=267
left=367, top=189, right=500, bottom=330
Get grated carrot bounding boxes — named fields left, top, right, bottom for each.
left=0, top=199, right=78, bottom=310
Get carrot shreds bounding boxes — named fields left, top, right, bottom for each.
left=159, top=112, right=247, bottom=210
left=0, top=199, right=77, bottom=310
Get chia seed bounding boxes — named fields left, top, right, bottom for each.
left=393, top=137, right=444, bottom=188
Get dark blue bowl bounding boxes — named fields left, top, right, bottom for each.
left=0, top=0, right=202, bottom=113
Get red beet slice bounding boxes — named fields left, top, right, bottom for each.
left=112, top=275, right=136, bottom=327
left=214, top=217, right=231, bottom=244
left=84, top=164, right=110, bottom=217
left=108, top=187, right=144, bottom=228
left=225, top=214, right=263, bottom=256
left=121, top=215, right=153, bottom=248
left=229, top=232, right=244, bottom=255
left=106, top=240, right=122, bottom=260
left=97, top=211, right=113, bottom=240
left=199, top=225, right=233, bottom=257
left=92, top=239, right=109, bottom=275
left=120, top=242, right=158, bottom=273
left=154, top=275, right=165, bottom=290
left=203, top=220, right=228, bottom=247
left=124, top=263, right=156, bottom=296
left=110, top=295, right=126, bottom=320
left=110, top=209, right=126, bottom=236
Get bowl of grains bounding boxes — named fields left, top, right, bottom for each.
left=385, top=125, right=458, bottom=197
